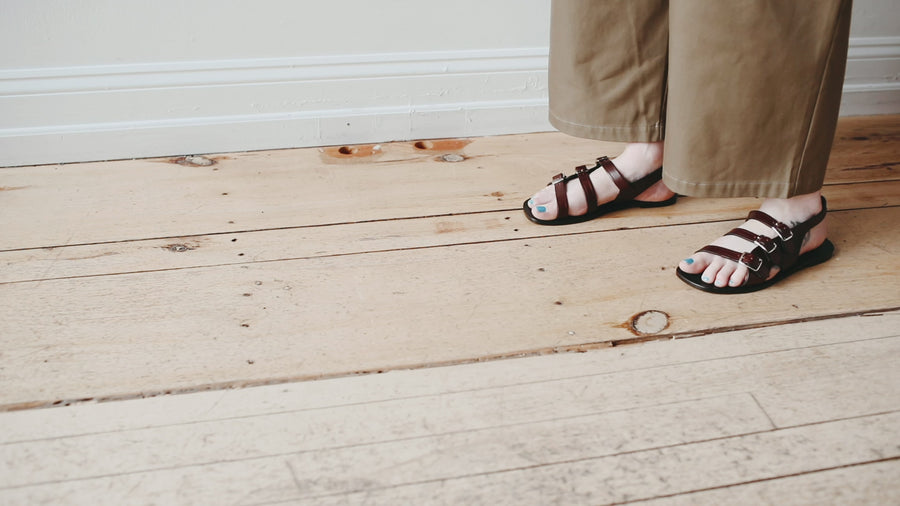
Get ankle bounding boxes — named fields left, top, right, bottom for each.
left=759, top=191, right=823, bottom=222
left=614, top=142, right=664, bottom=176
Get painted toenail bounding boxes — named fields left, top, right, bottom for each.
left=702, top=276, right=711, bottom=283
left=684, top=258, right=694, bottom=265
left=537, top=206, right=547, bottom=213
left=528, top=199, right=534, bottom=206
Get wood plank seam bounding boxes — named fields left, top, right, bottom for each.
left=0, top=391, right=761, bottom=447
left=2, top=329, right=895, bottom=442
left=243, top=412, right=900, bottom=505
left=1, top=182, right=896, bottom=255
left=749, top=392, right=778, bottom=429
left=0, top=208, right=522, bottom=254
left=3, top=408, right=896, bottom=493
left=3, top=204, right=898, bottom=287
left=2, top=314, right=896, bottom=414
left=2, top=320, right=894, bottom=445
left=612, top=457, right=900, bottom=506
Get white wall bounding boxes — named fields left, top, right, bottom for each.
left=0, top=0, right=897, bottom=166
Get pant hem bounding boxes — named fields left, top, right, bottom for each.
left=549, top=110, right=664, bottom=143
left=662, top=173, right=818, bottom=199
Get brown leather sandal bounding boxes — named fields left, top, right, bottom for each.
left=522, top=156, right=677, bottom=226
left=676, top=196, right=834, bottom=294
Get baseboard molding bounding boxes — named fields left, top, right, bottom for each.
left=0, top=49, right=551, bottom=166
left=840, top=36, right=900, bottom=116
left=2, top=38, right=898, bottom=166
left=0, top=99, right=551, bottom=167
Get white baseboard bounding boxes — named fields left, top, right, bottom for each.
left=840, top=36, right=900, bottom=116
left=2, top=37, right=898, bottom=167
left=0, top=49, right=551, bottom=167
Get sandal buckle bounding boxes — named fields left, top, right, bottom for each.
left=739, top=252, right=764, bottom=272
left=772, top=221, right=794, bottom=242
left=754, top=235, right=777, bottom=254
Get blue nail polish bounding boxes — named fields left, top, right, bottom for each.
left=528, top=199, right=534, bottom=206
left=684, top=258, right=694, bottom=265
left=537, top=206, right=547, bottom=213
left=702, top=276, right=711, bottom=283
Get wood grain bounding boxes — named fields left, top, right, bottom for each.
left=1, top=207, right=898, bottom=410
left=1, top=115, right=898, bottom=505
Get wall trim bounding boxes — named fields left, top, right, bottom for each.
left=847, top=36, right=900, bottom=60
left=0, top=48, right=551, bottom=166
left=2, top=37, right=899, bottom=167
left=840, top=36, right=900, bottom=116
left=0, top=48, right=550, bottom=96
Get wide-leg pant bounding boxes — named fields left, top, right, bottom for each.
left=549, top=0, right=853, bottom=198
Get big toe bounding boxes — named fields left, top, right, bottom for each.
left=527, top=187, right=559, bottom=220
left=678, top=255, right=705, bottom=274
left=528, top=199, right=558, bottom=220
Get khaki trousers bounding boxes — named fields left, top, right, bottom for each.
left=549, top=0, right=853, bottom=198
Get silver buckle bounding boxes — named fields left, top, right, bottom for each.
left=754, top=236, right=776, bottom=254
left=772, top=222, right=794, bottom=242
left=739, top=252, right=763, bottom=272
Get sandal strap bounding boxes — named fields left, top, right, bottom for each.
left=545, top=156, right=667, bottom=218
left=699, top=244, right=771, bottom=281
left=597, top=156, right=630, bottom=194
left=747, top=210, right=796, bottom=242
left=550, top=173, right=569, bottom=218
left=696, top=196, right=829, bottom=287
left=575, top=164, right=598, bottom=215
left=746, top=197, right=827, bottom=243
left=726, top=227, right=778, bottom=254
left=598, top=157, right=664, bottom=201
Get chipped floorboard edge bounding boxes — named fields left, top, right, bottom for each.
left=615, top=456, right=900, bottom=506
left=4, top=307, right=897, bottom=414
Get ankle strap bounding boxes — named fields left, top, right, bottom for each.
left=747, top=196, right=827, bottom=241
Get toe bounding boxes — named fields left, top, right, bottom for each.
left=678, top=255, right=704, bottom=274
left=527, top=188, right=559, bottom=220
left=530, top=186, right=555, bottom=206
left=701, top=258, right=725, bottom=285
left=530, top=201, right=558, bottom=220
left=728, top=265, right=749, bottom=287
left=714, top=262, right=737, bottom=288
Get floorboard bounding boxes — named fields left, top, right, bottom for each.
left=1, top=315, right=897, bottom=505
left=1, top=180, right=896, bottom=285
left=1, top=115, right=898, bottom=504
left=1, top=312, right=894, bottom=446
left=631, top=460, right=900, bottom=506
left=2, top=207, right=898, bottom=409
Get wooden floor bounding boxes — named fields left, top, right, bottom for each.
left=1, top=116, right=898, bottom=504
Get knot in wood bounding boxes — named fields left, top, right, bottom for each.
left=629, top=310, right=670, bottom=336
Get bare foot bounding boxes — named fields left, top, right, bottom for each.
left=527, top=142, right=674, bottom=220
left=677, top=192, right=828, bottom=288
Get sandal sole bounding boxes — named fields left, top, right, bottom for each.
left=522, top=194, right=678, bottom=226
